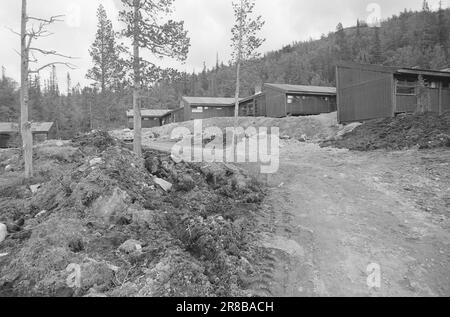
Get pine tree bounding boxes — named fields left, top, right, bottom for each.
left=370, top=27, right=383, bottom=64
left=335, top=23, right=351, bottom=60
left=119, top=0, right=190, bottom=156
left=87, top=5, right=124, bottom=93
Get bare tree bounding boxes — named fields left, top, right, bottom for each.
left=16, top=0, right=75, bottom=179
left=231, top=0, right=265, bottom=124
left=119, top=0, right=190, bottom=157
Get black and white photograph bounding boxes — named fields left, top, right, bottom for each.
left=0, top=0, right=449, bottom=302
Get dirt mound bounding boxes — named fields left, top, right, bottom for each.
left=322, top=112, right=450, bottom=151
left=0, top=132, right=265, bottom=297
left=109, top=112, right=340, bottom=145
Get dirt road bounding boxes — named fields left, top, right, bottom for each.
left=254, top=143, right=450, bottom=297
left=144, top=140, right=450, bottom=297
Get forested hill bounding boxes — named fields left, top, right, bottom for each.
left=177, top=3, right=450, bottom=99
left=1, top=2, right=450, bottom=139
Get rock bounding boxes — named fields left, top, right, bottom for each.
left=80, top=258, right=116, bottom=291
left=0, top=223, right=7, bottom=244
left=298, top=134, right=308, bottom=142
left=35, top=210, right=48, bottom=218
left=154, top=178, right=173, bottom=192
left=119, top=239, right=143, bottom=254
left=89, top=157, right=103, bottom=167
left=30, top=184, right=42, bottom=194
left=0, top=253, right=8, bottom=257
left=4, top=165, right=13, bottom=173
left=280, top=135, right=291, bottom=140
left=92, top=188, right=130, bottom=224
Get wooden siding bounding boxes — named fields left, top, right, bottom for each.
left=442, top=89, right=450, bottom=114
left=265, top=86, right=287, bottom=118
left=189, top=106, right=234, bottom=120
left=287, top=95, right=337, bottom=115
left=396, top=94, right=416, bottom=113
left=337, top=65, right=394, bottom=123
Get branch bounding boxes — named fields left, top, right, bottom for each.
left=29, top=62, right=77, bottom=74
left=27, top=15, right=64, bottom=24
left=29, top=48, right=77, bottom=59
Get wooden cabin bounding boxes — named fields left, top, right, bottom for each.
left=336, top=62, right=450, bottom=123
left=238, top=92, right=267, bottom=117
left=262, top=84, right=336, bottom=118
left=0, top=122, right=55, bottom=148
left=181, top=97, right=240, bottom=120
left=126, top=108, right=184, bottom=129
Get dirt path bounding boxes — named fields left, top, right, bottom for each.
left=255, top=143, right=450, bottom=297
left=143, top=140, right=450, bottom=297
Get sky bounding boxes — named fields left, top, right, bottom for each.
left=0, top=0, right=446, bottom=93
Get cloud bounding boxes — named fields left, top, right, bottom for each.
left=0, top=0, right=437, bottom=93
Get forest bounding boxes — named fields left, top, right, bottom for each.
left=1, top=0, right=449, bottom=139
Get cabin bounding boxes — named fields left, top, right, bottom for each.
left=126, top=108, right=184, bottom=129
left=181, top=97, right=239, bottom=120
left=336, top=62, right=450, bottom=123
left=261, top=83, right=337, bottom=118
left=237, top=92, right=267, bottom=117
left=0, top=122, right=55, bottom=148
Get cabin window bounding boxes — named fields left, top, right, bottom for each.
left=216, top=108, right=223, bottom=110
left=287, top=96, right=294, bottom=104
left=192, top=107, right=203, bottom=113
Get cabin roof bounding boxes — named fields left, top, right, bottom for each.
left=126, top=109, right=172, bottom=118
left=264, top=83, right=337, bottom=95
left=337, top=62, right=450, bottom=79
left=0, top=122, right=54, bottom=134
left=182, top=96, right=240, bottom=107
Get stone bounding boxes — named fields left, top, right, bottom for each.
left=30, top=184, right=42, bottom=194
left=119, top=239, right=143, bottom=254
left=154, top=178, right=173, bottom=192
left=0, top=223, right=7, bottom=244
left=89, top=157, right=103, bottom=167
left=4, top=165, right=13, bottom=173
left=92, top=188, right=130, bottom=224
left=35, top=210, right=48, bottom=218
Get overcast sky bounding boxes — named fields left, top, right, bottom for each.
left=0, top=0, right=445, bottom=92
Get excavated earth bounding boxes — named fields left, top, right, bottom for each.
left=0, top=132, right=266, bottom=297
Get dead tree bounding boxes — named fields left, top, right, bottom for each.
left=16, top=0, right=75, bottom=179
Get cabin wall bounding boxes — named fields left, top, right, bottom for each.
left=264, top=87, right=287, bottom=118
left=287, top=94, right=337, bottom=115
left=189, top=106, right=234, bottom=120
left=337, top=65, right=394, bottom=123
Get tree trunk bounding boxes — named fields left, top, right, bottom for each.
left=234, top=60, right=241, bottom=122
left=21, top=0, right=33, bottom=179
left=132, top=0, right=142, bottom=157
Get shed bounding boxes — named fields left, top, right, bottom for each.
left=237, top=92, right=267, bottom=117
left=181, top=97, right=239, bottom=120
left=336, top=62, right=450, bottom=123
left=126, top=108, right=184, bottom=129
left=0, top=122, right=55, bottom=148
left=263, top=83, right=337, bottom=118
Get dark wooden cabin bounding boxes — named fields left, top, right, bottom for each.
left=238, top=92, right=267, bottom=117
left=262, top=83, right=337, bottom=118
left=181, top=97, right=240, bottom=120
left=336, top=62, right=450, bottom=123
left=0, top=122, right=55, bottom=148
left=127, top=108, right=184, bottom=129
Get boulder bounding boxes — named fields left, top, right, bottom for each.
left=0, top=223, right=7, bottom=244
left=154, top=178, right=173, bottom=192
left=119, top=239, right=143, bottom=254
left=92, top=188, right=130, bottom=224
